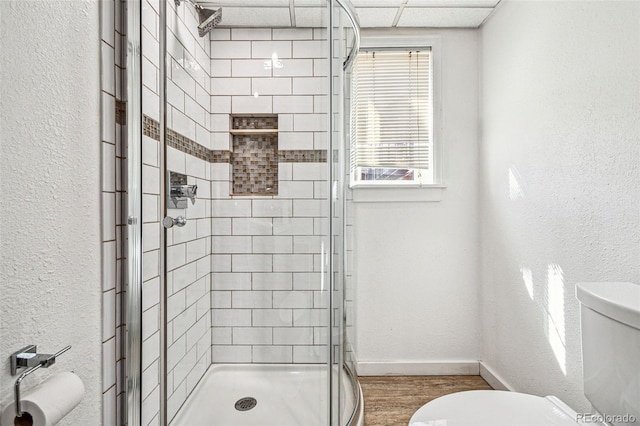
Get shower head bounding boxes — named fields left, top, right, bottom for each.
left=197, top=7, right=222, bottom=37
left=173, top=0, right=222, bottom=37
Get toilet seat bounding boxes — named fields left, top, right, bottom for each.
left=409, top=390, right=581, bottom=426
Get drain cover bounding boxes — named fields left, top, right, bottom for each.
left=235, top=397, right=257, bottom=411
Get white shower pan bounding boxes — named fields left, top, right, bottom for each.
left=170, top=364, right=360, bottom=426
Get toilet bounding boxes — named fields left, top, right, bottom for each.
left=409, top=281, right=640, bottom=426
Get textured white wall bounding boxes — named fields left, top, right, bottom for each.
left=0, top=1, right=102, bottom=425
left=355, top=29, right=480, bottom=369
left=480, top=0, right=640, bottom=411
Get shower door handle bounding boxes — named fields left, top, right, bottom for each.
left=163, top=216, right=186, bottom=229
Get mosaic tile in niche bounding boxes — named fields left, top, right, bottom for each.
left=232, top=115, right=278, bottom=130
left=232, top=135, right=278, bottom=195
left=231, top=115, right=279, bottom=196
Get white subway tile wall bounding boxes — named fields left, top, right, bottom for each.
left=139, top=2, right=164, bottom=424
left=163, top=1, right=213, bottom=422
left=209, top=27, right=330, bottom=365
left=136, top=0, right=217, bottom=424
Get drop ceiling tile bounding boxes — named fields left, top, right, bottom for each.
left=397, top=7, right=492, bottom=27
left=295, top=7, right=328, bottom=27
left=351, top=0, right=404, bottom=6
left=356, top=8, right=398, bottom=28
left=406, top=0, right=499, bottom=6
left=220, top=7, right=292, bottom=27
left=294, top=0, right=327, bottom=5
left=210, top=0, right=290, bottom=5
left=294, top=5, right=347, bottom=27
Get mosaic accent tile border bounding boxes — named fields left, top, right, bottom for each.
left=115, top=100, right=127, bottom=125
left=278, top=150, right=328, bottom=163
left=167, top=129, right=210, bottom=162
left=142, top=115, right=327, bottom=164
left=143, top=115, right=160, bottom=141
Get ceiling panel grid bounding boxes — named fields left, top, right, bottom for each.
left=197, top=0, right=500, bottom=28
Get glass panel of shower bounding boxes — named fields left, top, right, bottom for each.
left=134, top=0, right=361, bottom=425
left=333, top=2, right=361, bottom=425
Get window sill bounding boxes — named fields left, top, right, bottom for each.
left=350, top=184, right=446, bottom=203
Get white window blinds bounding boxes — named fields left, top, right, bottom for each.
left=351, top=49, right=433, bottom=179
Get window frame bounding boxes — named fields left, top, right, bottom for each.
left=349, top=33, right=444, bottom=200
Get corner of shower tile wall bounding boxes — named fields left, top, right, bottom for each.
left=164, top=1, right=214, bottom=423
left=101, top=0, right=127, bottom=425
left=164, top=152, right=212, bottom=423
left=139, top=2, right=164, bottom=426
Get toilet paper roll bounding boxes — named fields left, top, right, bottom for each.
left=1, top=371, right=84, bottom=426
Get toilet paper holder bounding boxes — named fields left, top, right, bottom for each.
left=9, top=345, right=71, bottom=418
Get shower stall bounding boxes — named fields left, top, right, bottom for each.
left=126, top=0, right=361, bottom=425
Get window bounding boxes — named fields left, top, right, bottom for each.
left=350, top=49, right=434, bottom=186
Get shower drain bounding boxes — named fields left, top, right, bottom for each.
left=234, top=397, right=257, bottom=411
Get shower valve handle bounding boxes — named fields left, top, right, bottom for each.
left=163, top=216, right=187, bottom=229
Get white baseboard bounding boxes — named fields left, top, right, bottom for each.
left=356, top=360, right=515, bottom=393
left=357, top=361, right=480, bottom=376
left=479, top=361, right=514, bottom=391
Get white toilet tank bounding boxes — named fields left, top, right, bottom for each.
left=576, top=282, right=640, bottom=426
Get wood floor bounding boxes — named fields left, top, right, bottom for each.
left=359, top=375, right=493, bottom=425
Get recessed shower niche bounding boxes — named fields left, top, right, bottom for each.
left=230, top=115, right=278, bottom=196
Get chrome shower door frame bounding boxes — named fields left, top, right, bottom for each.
left=126, top=1, right=143, bottom=425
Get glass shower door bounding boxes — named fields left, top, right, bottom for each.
left=158, top=1, right=335, bottom=425
left=331, top=1, right=361, bottom=424
left=133, top=0, right=362, bottom=424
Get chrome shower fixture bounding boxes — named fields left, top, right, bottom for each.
left=197, top=7, right=222, bottom=37
left=174, top=0, right=222, bottom=37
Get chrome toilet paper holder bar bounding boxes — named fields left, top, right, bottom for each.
left=10, top=345, right=71, bottom=418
